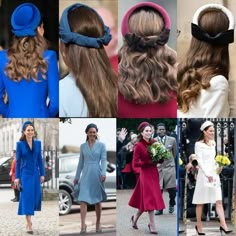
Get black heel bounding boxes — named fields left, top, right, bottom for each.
left=195, top=226, right=205, bottom=235
left=219, top=226, right=233, bottom=235
left=131, top=215, right=138, bottom=229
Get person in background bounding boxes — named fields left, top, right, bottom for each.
left=9, top=150, right=19, bottom=202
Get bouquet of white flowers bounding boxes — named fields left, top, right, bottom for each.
left=147, top=142, right=171, bottom=163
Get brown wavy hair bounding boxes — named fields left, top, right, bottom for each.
left=178, top=9, right=230, bottom=113
left=118, top=8, right=177, bottom=104
left=63, top=6, right=117, bottom=117
left=5, top=26, right=48, bottom=82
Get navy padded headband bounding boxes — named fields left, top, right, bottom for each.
left=191, top=4, right=234, bottom=45
left=59, top=3, right=112, bottom=48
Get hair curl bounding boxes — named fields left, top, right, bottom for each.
left=63, top=6, right=117, bottom=117
left=178, top=9, right=230, bottom=113
left=5, top=29, right=48, bottom=82
left=118, top=7, right=177, bottom=104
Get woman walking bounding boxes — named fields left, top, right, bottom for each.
left=193, top=121, right=232, bottom=235
left=74, top=123, right=107, bottom=233
left=14, top=121, right=45, bottom=234
left=129, top=122, right=165, bottom=234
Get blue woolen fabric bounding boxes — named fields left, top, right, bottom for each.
left=11, top=3, right=41, bottom=37
left=16, top=140, right=45, bottom=215
left=0, top=50, right=59, bottom=118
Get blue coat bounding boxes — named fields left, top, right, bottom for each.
left=75, top=141, right=107, bottom=204
left=16, top=140, right=45, bottom=215
left=0, top=50, right=59, bottom=118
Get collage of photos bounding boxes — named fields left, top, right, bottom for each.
left=0, top=0, right=235, bottom=236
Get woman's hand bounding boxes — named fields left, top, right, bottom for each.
left=74, top=179, right=79, bottom=185
left=100, top=176, right=106, bottom=182
left=40, top=176, right=45, bottom=184
left=217, top=166, right=223, bottom=174
left=14, top=178, right=20, bottom=186
left=207, top=176, right=214, bottom=183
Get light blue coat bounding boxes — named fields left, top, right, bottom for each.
left=75, top=140, right=107, bottom=204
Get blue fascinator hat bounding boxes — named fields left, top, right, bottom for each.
left=22, top=121, right=34, bottom=132
left=59, top=3, right=111, bottom=48
left=11, top=3, right=41, bottom=37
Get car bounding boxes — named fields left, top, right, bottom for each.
left=59, top=151, right=116, bottom=215
left=0, top=156, right=52, bottom=185
left=0, top=157, right=12, bottom=184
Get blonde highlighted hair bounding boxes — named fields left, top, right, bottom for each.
left=5, top=32, right=48, bottom=82
left=119, top=7, right=177, bottom=104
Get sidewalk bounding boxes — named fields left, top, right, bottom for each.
left=185, top=220, right=234, bottom=235
left=0, top=200, right=58, bottom=236
left=117, top=190, right=177, bottom=236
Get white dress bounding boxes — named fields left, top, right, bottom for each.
left=178, top=75, right=229, bottom=118
left=59, top=73, right=88, bottom=117
left=192, top=141, right=222, bottom=204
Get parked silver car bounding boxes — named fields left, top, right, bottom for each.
left=59, top=151, right=116, bottom=215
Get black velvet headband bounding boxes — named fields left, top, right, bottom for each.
left=191, top=4, right=234, bottom=45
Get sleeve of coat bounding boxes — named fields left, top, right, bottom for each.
left=15, top=142, right=22, bottom=179
left=75, top=145, right=84, bottom=180
left=37, top=141, right=45, bottom=176
left=0, top=72, right=8, bottom=117
left=194, top=142, right=210, bottom=177
left=100, top=143, right=107, bottom=176
left=202, top=75, right=229, bottom=117
left=133, top=144, right=151, bottom=168
left=46, top=50, right=59, bottom=117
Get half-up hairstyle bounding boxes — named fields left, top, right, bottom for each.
left=63, top=6, right=117, bottom=117
left=5, top=20, right=48, bottom=82
left=119, top=6, right=177, bottom=104
left=178, top=8, right=230, bottom=113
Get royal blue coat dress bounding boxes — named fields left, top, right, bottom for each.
left=75, top=141, right=107, bottom=204
left=0, top=50, right=59, bottom=118
left=15, top=140, right=45, bottom=215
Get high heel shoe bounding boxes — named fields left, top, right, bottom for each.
left=80, top=224, right=87, bottom=234
left=219, top=226, right=233, bottom=235
left=96, top=223, right=102, bottom=233
left=195, top=226, right=205, bottom=235
left=131, top=215, right=138, bottom=229
left=148, top=224, right=158, bottom=235
left=26, top=223, right=33, bottom=234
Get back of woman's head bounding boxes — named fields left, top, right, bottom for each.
left=6, top=3, right=48, bottom=82
left=64, top=6, right=117, bottom=117
left=178, top=8, right=230, bottom=112
left=128, top=7, right=164, bottom=37
left=119, top=7, right=177, bottom=104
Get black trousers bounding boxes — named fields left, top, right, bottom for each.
left=161, top=187, right=176, bottom=206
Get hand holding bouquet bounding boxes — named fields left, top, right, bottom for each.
left=147, top=142, right=171, bottom=164
left=215, top=155, right=231, bottom=174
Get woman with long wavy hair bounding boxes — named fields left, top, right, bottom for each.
left=0, top=3, right=59, bottom=118
left=178, top=4, right=234, bottom=118
left=59, top=3, right=117, bottom=117
left=118, top=2, right=177, bottom=118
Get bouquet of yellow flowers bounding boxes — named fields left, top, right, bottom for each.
left=147, top=142, right=171, bottom=164
left=215, top=155, right=231, bottom=174
left=179, top=158, right=183, bottom=166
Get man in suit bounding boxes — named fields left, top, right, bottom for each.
left=155, top=123, right=177, bottom=215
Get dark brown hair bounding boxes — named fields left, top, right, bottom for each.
left=19, top=124, right=35, bottom=141
left=119, top=7, right=177, bottom=104
left=5, top=23, right=48, bottom=82
left=178, top=9, right=230, bottom=113
left=63, top=6, right=117, bottom=117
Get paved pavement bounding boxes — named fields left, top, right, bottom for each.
left=183, top=219, right=234, bottom=236
left=0, top=187, right=58, bottom=236
left=117, top=190, right=177, bottom=236
left=59, top=201, right=116, bottom=235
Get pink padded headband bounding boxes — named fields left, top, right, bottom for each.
left=121, top=2, right=171, bottom=37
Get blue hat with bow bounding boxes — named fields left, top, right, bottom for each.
left=11, top=3, right=41, bottom=37
left=59, top=3, right=111, bottom=48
